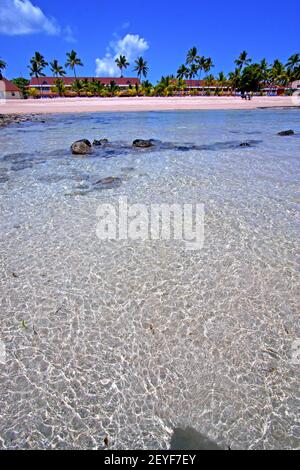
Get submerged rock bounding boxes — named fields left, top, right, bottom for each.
left=239, top=142, right=251, bottom=147
left=71, top=139, right=92, bottom=155
left=93, top=176, right=122, bottom=190
left=93, top=139, right=109, bottom=146
left=133, top=139, right=154, bottom=148
left=170, top=427, right=223, bottom=450
left=277, top=130, right=295, bottom=136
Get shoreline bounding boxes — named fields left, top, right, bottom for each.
left=0, top=96, right=299, bottom=116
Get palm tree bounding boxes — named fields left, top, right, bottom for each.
left=259, top=58, right=270, bottom=88
left=286, top=53, right=300, bottom=83
left=270, top=59, right=288, bottom=86
left=235, top=51, right=251, bottom=70
left=141, top=80, right=153, bottom=96
left=65, top=50, right=83, bottom=78
left=228, top=68, right=241, bottom=95
left=196, top=56, right=206, bottom=79
left=50, top=60, right=66, bottom=77
left=177, top=64, right=189, bottom=80
left=286, top=53, right=300, bottom=73
left=108, top=80, right=120, bottom=95
left=203, top=57, right=214, bottom=74
left=186, top=47, right=198, bottom=65
left=155, top=76, right=175, bottom=96
left=203, top=74, right=215, bottom=94
left=115, top=55, right=129, bottom=78
left=29, top=52, right=48, bottom=96
left=134, top=57, right=148, bottom=80
left=71, top=79, right=83, bottom=96
left=53, top=78, right=66, bottom=97
left=189, top=64, right=199, bottom=80
left=0, top=58, right=7, bottom=79
left=217, top=72, right=227, bottom=93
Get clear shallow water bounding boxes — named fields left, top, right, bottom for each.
left=0, top=109, right=299, bottom=450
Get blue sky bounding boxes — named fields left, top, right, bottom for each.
left=0, top=0, right=299, bottom=82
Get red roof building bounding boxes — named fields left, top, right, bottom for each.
left=29, top=77, right=139, bottom=87
left=0, top=77, right=22, bottom=99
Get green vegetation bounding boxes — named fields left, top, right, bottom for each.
left=12, top=78, right=30, bottom=98
left=65, top=50, right=83, bottom=78
left=2, top=48, right=300, bottom=99
left=50, top=60, right=66, bottom=77
left=28, top=52, right=48, bottom=96
left=115, top=55, right=129, bottom=77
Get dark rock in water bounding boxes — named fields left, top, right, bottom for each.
left=71, top=139, right=92, bottom=155
left=170, top=427, right=223, bottom=450
left=93, top=139, right=109, bottom=146
left=277, top=130, right=294, bottom=136
left=0, top=113, right=47, bottom=128
left=93, top=176, right=122, bottom=190
left=239, top=142, right=251, bottom=147
left=133, top=139, right=154, bottom=148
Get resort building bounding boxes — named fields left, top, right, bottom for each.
left=28, top=77, right=140, bottom=97
left=291, top=80, right=300, bottom=89
left=183, top=79, right=231, bottom=94
left=0, top=77, right=22, bottom=99
left=183, top=79, right=291, bottom=96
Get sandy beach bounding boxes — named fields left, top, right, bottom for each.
left=1, top=95, right=298, bottom=115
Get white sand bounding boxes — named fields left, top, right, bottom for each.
left=1, top=96, right=298, bottom=114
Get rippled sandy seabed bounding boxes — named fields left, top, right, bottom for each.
left=0, top=109, right=299, bottom=450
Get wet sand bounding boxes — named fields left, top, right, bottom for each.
left=1, top=95, right=298, bottom=115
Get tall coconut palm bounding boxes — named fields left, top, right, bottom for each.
left=217, top=71, right=227, bottom=92
left=259, top=58, right=270, bottom=87
left=203, top=57, right=214, bottom=74
left=186, top=47, right=198, bottom=65
left=286, top=53, right=300, bottom=72
left=286, top=53, right=300, bottom=82
left=115, top=55, right=129, bottom=78
left=177, top=64, right=189, bottom=79
left=189, top=63, right=199, bottom=80
left=50, top=60, right=66, bottom=78
left=228, top=68, right=241, bottom=94
left=65, top=50, right=83, bottom=78
left=195, top=56, right=206, bottom=79
left=235, top=51, right=251, bottom=70
left=134, top=57, right=148, bottom=80
left=29, top=52, right=48, bottom=96
left=0, top=58, right=7, bottom=79
left=270, top=59, right=288, bottom=86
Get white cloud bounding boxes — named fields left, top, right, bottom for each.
left=0, top=0, right=74, bottom=41
left=96, top=33, right=149, bottom=77
left=63, top=25, right=76, bottom=43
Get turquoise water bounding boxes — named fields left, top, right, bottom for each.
left=0, top=109, right=299, bottom=449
